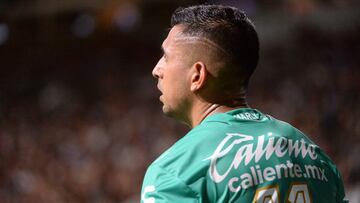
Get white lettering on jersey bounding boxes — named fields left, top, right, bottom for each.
left=233, top=112, right=259, bottom=120
left=203, top=132, right=318, bottom=183
left=227, top=161, right=328, bottom=192
left=142, top=185, right=156, bottom=203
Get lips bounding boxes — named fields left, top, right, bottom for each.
left=157, top=83, right=162, bottom=93
left=156, top=83, right=163, bottom=101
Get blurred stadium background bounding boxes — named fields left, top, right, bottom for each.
left=0, top=0, right=359, bottom=202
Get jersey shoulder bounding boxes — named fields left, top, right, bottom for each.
left=142, top=119, right=231, bottom=202
left=151, top=119, right=229, bottom=176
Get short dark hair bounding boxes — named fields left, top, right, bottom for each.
left=171, top=5, right=259, bottom=89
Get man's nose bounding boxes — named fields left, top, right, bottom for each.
left=152, top=61, right=163, bottom=79
left=152, top=66, right=159, bottom=79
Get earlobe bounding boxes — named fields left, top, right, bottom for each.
left=190, top=62, right=207, bottom=92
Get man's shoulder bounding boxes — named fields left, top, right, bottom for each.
left=146, top=120, right=232, bottom=182
left=152, top=121, right=229, bottom=165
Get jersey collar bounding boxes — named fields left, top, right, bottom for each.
left=201, top=108, right=269, bottom=124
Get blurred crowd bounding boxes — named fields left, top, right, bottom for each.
left=0, top=0, right=359, bottom=202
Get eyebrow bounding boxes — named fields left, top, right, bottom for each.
left=160, top=45, right=168, bottom=58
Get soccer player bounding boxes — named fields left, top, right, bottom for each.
left=141, top=5, right=347, bottom=203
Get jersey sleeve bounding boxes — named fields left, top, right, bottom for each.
left=141, top=163, right=199, bottom=203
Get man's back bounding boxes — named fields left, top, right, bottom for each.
left=141, top=108, right=347, bottom=202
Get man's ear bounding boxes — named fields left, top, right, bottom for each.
left=190, top=62, right=207, bottom=92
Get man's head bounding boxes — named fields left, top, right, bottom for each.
left=152, top=5, right=259, bottom=124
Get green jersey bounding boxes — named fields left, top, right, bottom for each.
left=141, top=108, right=347, bottom=203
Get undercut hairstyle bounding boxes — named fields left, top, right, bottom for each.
left=171, top=5, right=259, bottom=90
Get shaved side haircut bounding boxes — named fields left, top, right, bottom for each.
left=171, top=5, right=259, bottom=90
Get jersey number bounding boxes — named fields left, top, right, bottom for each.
left=253, top=183, right=312, bottom=203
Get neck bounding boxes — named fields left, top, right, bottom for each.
left=189, top=101, right=249, bottom=128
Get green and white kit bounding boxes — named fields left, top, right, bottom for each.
left=141, top=108, right=347, bottom=202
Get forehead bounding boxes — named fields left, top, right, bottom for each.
left=162, top=25, right=185, bottom=49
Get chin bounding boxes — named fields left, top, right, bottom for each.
left=161, top=105, right=176, bottom=118
left=162, top=106, right=172, bottom=117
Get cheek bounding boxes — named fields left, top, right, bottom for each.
left=163, top=70, right=188, bottom=101
left=163, top=78, right=182, bottom=99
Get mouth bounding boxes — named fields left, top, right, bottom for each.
left=157, top=83, right=162, bottom=93
left=156, top=84, right=163, bottom=100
